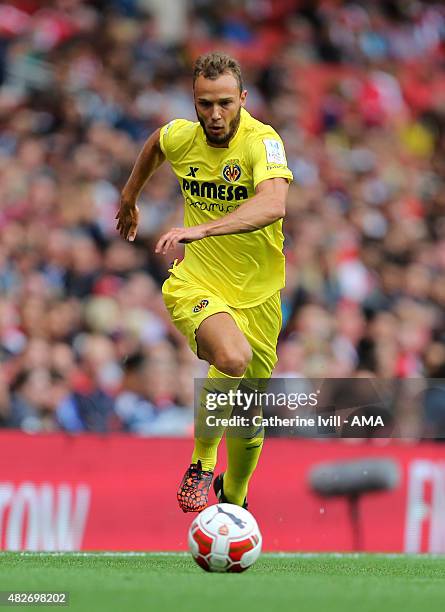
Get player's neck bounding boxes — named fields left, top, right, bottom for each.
left=207, top=140, right=230, bottom=149
left=207, top=140, right=231, bottom=149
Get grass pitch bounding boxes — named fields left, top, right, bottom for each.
left=1, top=552, right=444, bottom=612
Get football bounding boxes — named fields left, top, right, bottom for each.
left=188, top=503, right=262, bottom=573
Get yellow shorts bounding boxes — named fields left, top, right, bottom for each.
left=162, top=273, right=282, bottom=381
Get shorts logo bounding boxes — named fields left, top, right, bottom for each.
left=222, top=160, right=242, bottom=183
left=193, top=299, right=209, bottom=313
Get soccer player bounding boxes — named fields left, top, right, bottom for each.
left=116, top=52, right=293, bottom=512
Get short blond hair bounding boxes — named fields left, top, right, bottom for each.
left=193, top=52, right=243, bottom=93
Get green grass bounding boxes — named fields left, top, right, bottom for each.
left=0, top=552, right=444, bottom=612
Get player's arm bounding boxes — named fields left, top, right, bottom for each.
left=205, top=177, right=288, bottom=236
left=116, top=128, right=165, bottom=241
left=155, top=177, right=288, bottom=254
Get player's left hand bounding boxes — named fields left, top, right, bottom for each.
left=155, top=226, right=207, bottom=254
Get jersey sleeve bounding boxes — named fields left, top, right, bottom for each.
left=159, top=118, right=193, bottom=163
left=250, top=130, right=293, bottom=190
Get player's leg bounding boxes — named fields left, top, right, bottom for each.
left=214, top=383, right=263, bottom=507
left=211, top=377, right=265, bottom=507
left=218, top=291, right=282, bottom=507
left=177, top=312, right=253, bottom=512
left=162, top=274, right=254, bottom=511
left=190, top=312, right=252, bottom=467
left=196, top=312, right=252, bottom=376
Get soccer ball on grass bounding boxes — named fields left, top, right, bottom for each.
left=188, top=503, right=262, bottom=573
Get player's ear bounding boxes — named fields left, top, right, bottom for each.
left=240, top=90, right=247, bottom=107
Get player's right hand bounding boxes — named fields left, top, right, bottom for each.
left=115, top=199, right=140, bottom=242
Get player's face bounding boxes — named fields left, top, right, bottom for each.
left=194, top=73, right=247, bottom=146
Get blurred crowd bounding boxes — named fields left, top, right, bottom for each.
left=0, top=0, right=444, bottom=437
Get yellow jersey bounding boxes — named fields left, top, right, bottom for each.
left=159, top=108, right=293, bottom=308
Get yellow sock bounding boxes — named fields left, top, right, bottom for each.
left=192, top=365, right=244, bottom=472
left=224, top=433, right=264, bottom=506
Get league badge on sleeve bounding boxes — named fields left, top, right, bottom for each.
left=263, top=139, right=286, bottom=164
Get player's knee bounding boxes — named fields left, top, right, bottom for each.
left=214, top=344, right=252, bottom=377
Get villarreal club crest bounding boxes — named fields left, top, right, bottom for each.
left=222, top=160, right=242, bottom=183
